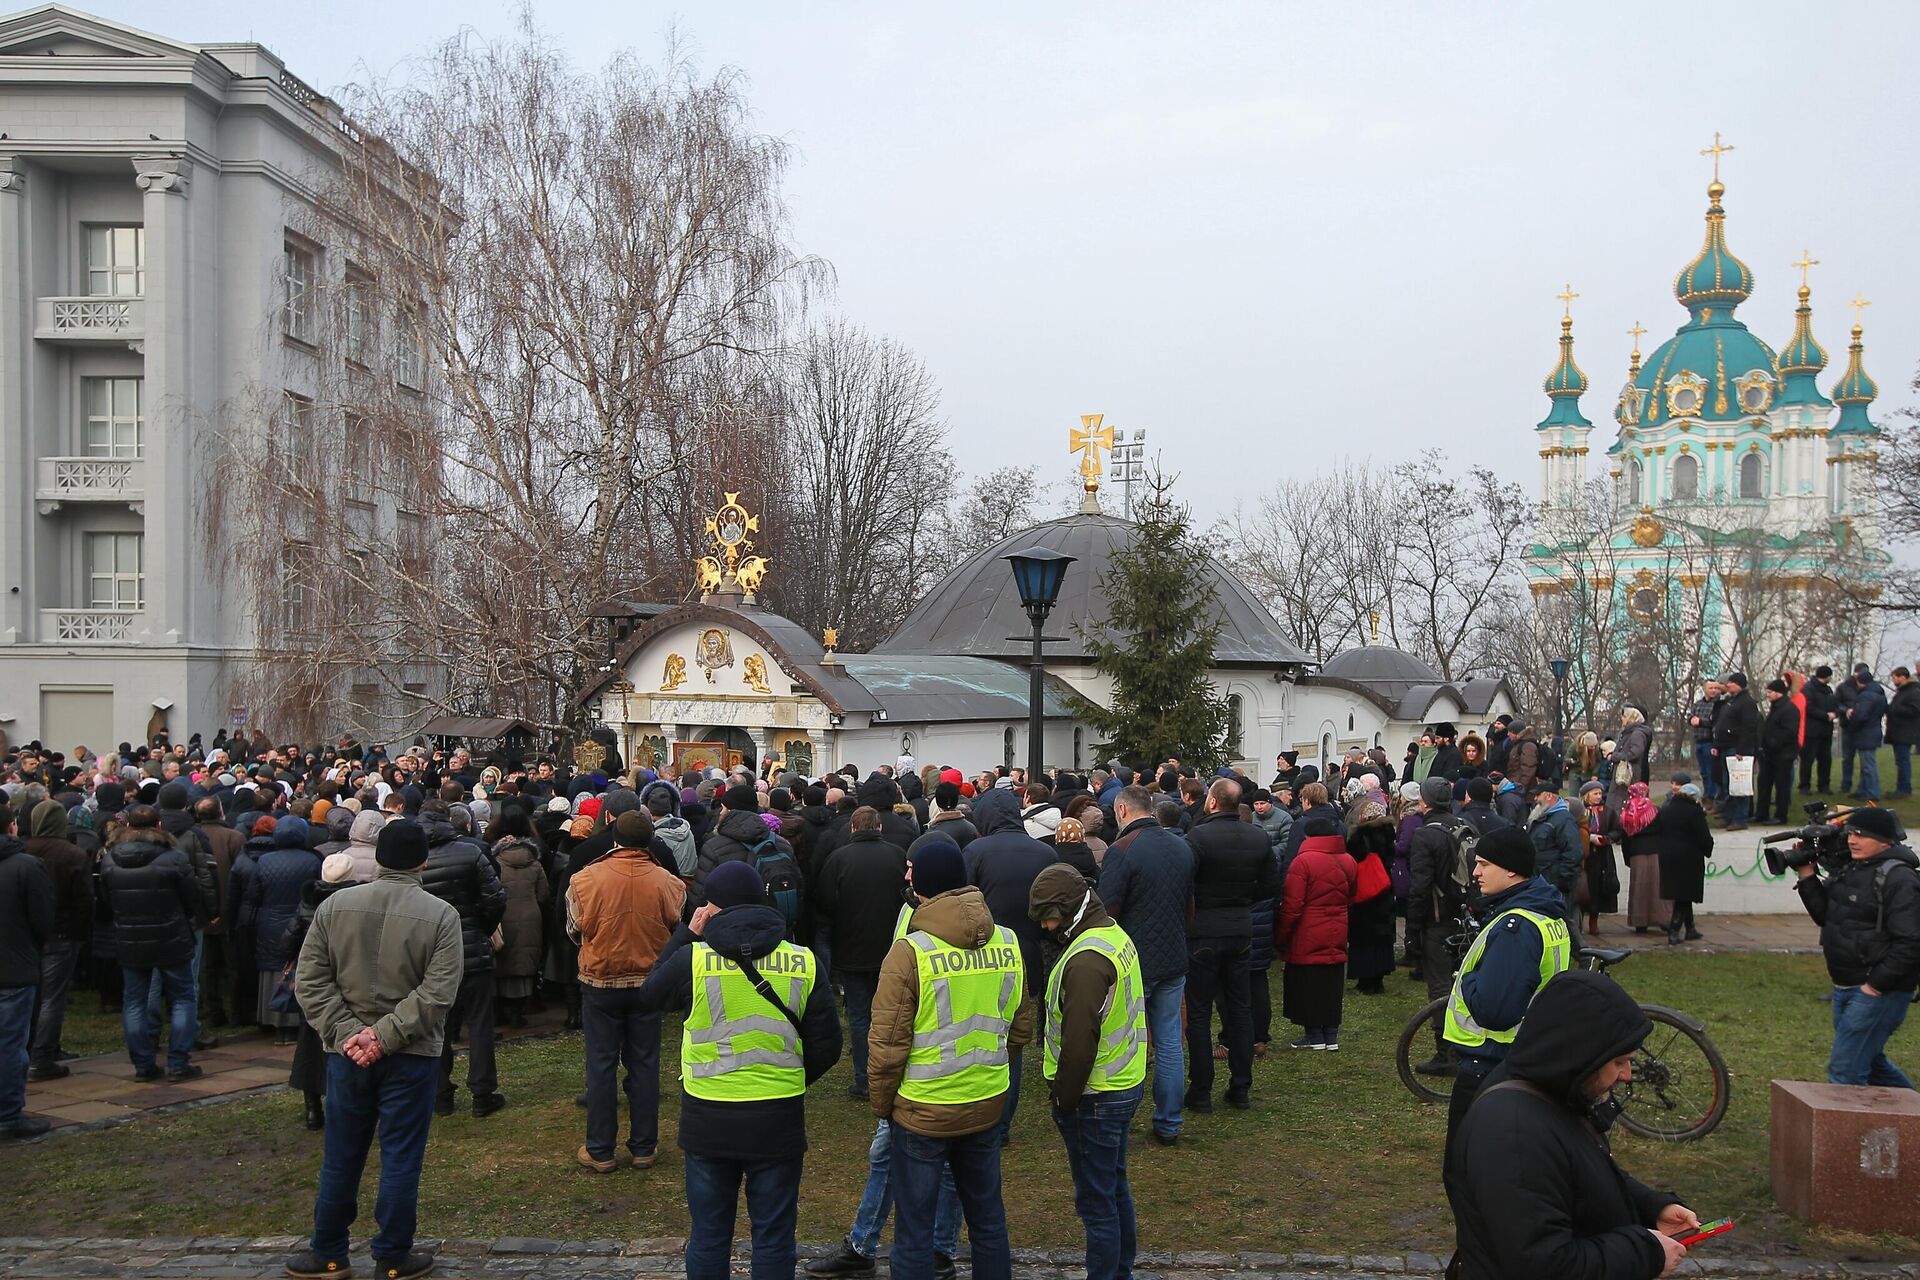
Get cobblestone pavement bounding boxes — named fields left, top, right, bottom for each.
left=0, top=1238, right=1900, bottom=1279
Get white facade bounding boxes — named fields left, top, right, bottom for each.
left=0, top=6, right=418, bottom=752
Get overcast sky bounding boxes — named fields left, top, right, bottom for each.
left=95, top=0, right=1920, bottom=520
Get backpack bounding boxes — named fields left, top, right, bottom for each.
left=1429, top=813, right=1480, bottom=914
left=744, top=832, right=803, bottom=939
left=1536, top=739, right=1565, bottom=791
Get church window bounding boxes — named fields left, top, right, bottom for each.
left=1672, top=454, right=1699, bottom=500
left=1073, top=727, right=1083, bottom=770
left=1002, top=726, right=1015, bottom=770
left=1628, top=458, right=1644, bottom=505
left=1832, top=466, right=1847, bottom=513
left=1739, top=452, right=1764, bottom=498
left=1228, top=695, right=1245, bottom=757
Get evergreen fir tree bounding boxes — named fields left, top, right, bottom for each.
left=1076, top=474, right=1231, bottom=769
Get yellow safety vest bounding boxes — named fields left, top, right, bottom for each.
left=682, top=940, right=817, bottom=1101
left=897, top=925, right=1024, bottom=1104
left=1042, top=922, right=1147, bottom=1093
left=1443, top=907, right=1572, bottom=1048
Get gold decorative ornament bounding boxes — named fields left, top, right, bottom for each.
left=1666, top=371, right=1707, bottom=418
left=1793, top=250, right=1820, bottom=289
left=1626, top=568, right=1662, bottom=621
left=573, top=739, right=607, bottom=772
left=743, top=654, right=772, bottom=694
left=1630, top=512, right=1665, bottom=547
left=1071, top=414, right=1114, bottom=512
left=660, top=653, right=688, bottom=692
left=608, top=677, right=636, bottom=723
left=694, top=493, right=770, bottom=600
left=1699, top=130, right=1734, bottom=184
left=695, top=628, right=735, bottom=682
left=695, top=557, right=724, bottom=595
left=820, top=626, right=841, bottom=668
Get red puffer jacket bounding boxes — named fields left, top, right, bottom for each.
left=1276, top=834, right=1357, bottom=966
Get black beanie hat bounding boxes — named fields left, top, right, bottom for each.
left=722, top=783, right=760, bottom=814
left=1843, top=807, right=1902, bottom=842
left=375, top=818, right=430, bottom=869
left=1476, top=826, right=1536, bottom=878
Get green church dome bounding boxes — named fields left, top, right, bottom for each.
left=1832, top=321, right=1879, bottom=435
left=1537, top=313, right=1592, bottom=428
left=1776, top=284, right=1831, bottom=408
left=1673, top=181, right=1754, bottom=311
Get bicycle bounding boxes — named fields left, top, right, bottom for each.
left=1394, top=938, right=1731, bottom=1141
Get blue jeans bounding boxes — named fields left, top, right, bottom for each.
left=147, top=930, right=203, bottom=1035
left=684, top=1152, right=802, bottom=1280
left=1829, top=985, right=1914, bottom=1088
left=1720, top=793, right=1752, bottom=827
left=1051, top=1082, right=1143, bottom=1280
left=1693, top=743, right=1718, bottom=800
left=841, top=971, right=877, bottom=1094
left=1854, top=747, right=1881, bottom=800
left=1894, top=743, right=1913, bottom=795
left=580, top=986, right=660, bottom=1160
left=0, top=984, right=34, bottom=1125
left=310, top=1051, right=439, bottom=1263
left=848, top=1119, right=960, bottom=1258
left=890, top=1124, right=1010, bottom=1280
left=121, top=960, right=197, bottom=1073
left=1143, top=975, right=1185, bottom=1137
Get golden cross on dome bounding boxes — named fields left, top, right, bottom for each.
left=1849, top=292, right=1872, bottom=328
left=1071, top=413, right=1114, bottom=508
left=1627, top=320, right=1647, bottom=350
left=1793, top=250, right=1820, bottom=290
left=1699, top=131, right=1734, bottom=182
left=1555, top=283, right=1579, bottom=320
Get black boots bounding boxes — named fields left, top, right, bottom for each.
left=304, top=1091, right=325, bottom=1131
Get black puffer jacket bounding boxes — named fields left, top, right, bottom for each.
left=101, top=828, right=203, bottom=969
left=689, top=809, right=796, bottom=912
left=1453, top=971, right=1684, bottom=1280
left=421, top=816, right=507, bottom=973
left=1795, top=843, right=1920, bottom=992
left=0, top=837, right=54, bottom=987
left=1186, top=811, right=1282, bottom=939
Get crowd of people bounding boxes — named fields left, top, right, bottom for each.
left=0, top=706, right=1913, bottom=1280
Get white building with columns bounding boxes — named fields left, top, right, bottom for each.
left=0, top=5, right=425, bottom=751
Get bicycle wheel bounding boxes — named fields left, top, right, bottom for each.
left=1396, top=996, right=1455, bottom=1105
left=1615, top=1004, right=1731, bottom=1142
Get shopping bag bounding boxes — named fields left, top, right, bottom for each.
left=1726, top=755, right=1754, bottom=797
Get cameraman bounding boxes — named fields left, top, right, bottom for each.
left=1792, top=808, right=1920, bottom=1088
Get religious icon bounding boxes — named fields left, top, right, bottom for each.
left=696, top=628, right=735, bottom=682
left=573, top=739, right=607, bottom=772
left=743, top=654, right=773, bottom=694
left=660, top=653, right=688, bottom=692
left=736, top=555, right=769, bottom=596
left=695, top=557, right=724, bottom=595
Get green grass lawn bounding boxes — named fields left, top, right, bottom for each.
left=8, top=951, right=1917, bottom=1262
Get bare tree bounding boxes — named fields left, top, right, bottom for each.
left=1390, top=452, right=1535, bottom=681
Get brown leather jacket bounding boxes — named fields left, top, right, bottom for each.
left=567, top=845, right=687, bottom=987
left=869, top=886, right=1034, bottom=1138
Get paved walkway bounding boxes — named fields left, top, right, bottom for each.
left=1600, top=911, right=1820, bottom=954
left=0, top=1237, right=1886, bottom=1279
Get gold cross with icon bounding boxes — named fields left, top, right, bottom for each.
left=1556, top=283, right=1579, bottom=320
left=1793, top=250, right=1820, bottom=289
left=1849, top=292, right=1872, bottom=327
left=1700, top=131, right=1734, bottom=182
left=1071, top=413, right=1114, bottom=486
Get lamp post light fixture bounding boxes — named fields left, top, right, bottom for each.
left=1548, top=656, right=1571, bottom=742
left=1004, top=545, right=1074, bottom=785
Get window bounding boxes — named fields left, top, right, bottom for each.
left=393, top=305, right=424, bottom=389
left=396, top=510, right=427, bottom=566
left=345, top=500, right=377, bottom=545
left=1672, top=453, right=1699, bottom=500
left=86, top=226, right=145, bottom=296
left=281, top=542, right=314, bottom=638
left=283, top=240, right=316, bottom=343
left=343, top=411, right=371, bottom=500
left=85, top=532, right=143, bottom=610
left=1002, top=726, right=1016, bottom=770
left=1832, top=467, right=1847, bottom=514
left=1739, top=452, right=1764, bottom=499
left=1227, top=694, right=1245, bottom=758
left=281, top=392, right=316, bottom=473
left=1073, top=727, right=1084, bottom=771
left=1628, top=458, right=1644, bottom=505
left=82, top=377, right=143, bottom=457
left=343, top=274, right=371, bottom=365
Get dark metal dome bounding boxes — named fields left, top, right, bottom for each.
left=1318, top=645, right=1443, bottom=697
left=875, top=512, right=1313, bottom=666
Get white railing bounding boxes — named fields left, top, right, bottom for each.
left=41, top=609, right=144, bottom=643
left=36, top=455, right=145, bottom=503
left=34, top=295, right=147, bottom=342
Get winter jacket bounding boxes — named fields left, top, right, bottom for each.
left=1281, top=802, right=1346, bottom=865
left=1633, top=794, right=1711, bottom=905
left=1493, top=782, right=1530, bottom=828
left=1453, top=971, right=1685, bottom=1280
left=1029, top=864, right=1128, bottom=1108
left=963, top=804, right=1060, bottom=991
left=1252, top=804, right=1293, bottom=850
left=1688, top=696, right=1721, bottom=743
left=492, top=837, right=550, bottom=980
left=909, top=811, right=978, bottom=854
left=814, top=835, right=911, bottom=974
left=1449, top=875, right=1574, bottom=1075
left=159, top=805, right=219, bottom=931
left=567, top=844, right=686, bottom=987
left=1528, top=799, right=1582, bottom=896
left=1504, top=732, right=1541, bottom=794
left=1795, top=843, right=1920, bottom=992
left=283, top=878, right=355, bottom=989
left=242, top=822, right=322, bottom=973
left=638, top=904, right=841, bottom=1162
left=1460, top=801, right=1512, bottom=837
left=1713, top=691, right=1762, bottom=757
left=101, top=827, right=203, bottom=970
left=25, top=800, right=93, bottom=944
left=1761, top=696, right=1803, bottom=758
left=294, top=868, right=465, bottom=1058
left=1845, top=678, right=1888, bottom=749
left=421, top=817, right=507, bottom=974
left=1096, top=816, right=1195, bottom=984
left=343, top=810, right=385, bottom=883
left=192, top=820, right=246, bottom=936
left=1430, top=743, right=1465, bottom=783
left=0, top=836, right=54, bottom=987
left=868, top=885, right=1034, bottom=1137
left=1186, top=812, right=1282, bottom=939
left=1802, top=678, right=1838, bottom=738
left=1275, top=833, right=1355, bottom=966
left=1886, top=681, right=1920, bottom=747
left=1407, top=807, right=1472, bottom=932
left=815, top=807, right=920, bottom=864
left=689, top=808, right=797, bottom=912
left=1610, top=723, right=1652, bottom=786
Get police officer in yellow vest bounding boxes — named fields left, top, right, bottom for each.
left=868, top=840, right=1030, bottom=1280
left=1029, top=863, right=1148, bottom=1280
left=638, top=861, right=840, bottom=1280
left=1440, top=825, right=1573, bottom=1215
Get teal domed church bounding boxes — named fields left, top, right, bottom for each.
left=1523, top=150, right=1886, bottom=712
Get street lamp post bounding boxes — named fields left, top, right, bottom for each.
left=1549, top=656, right=1571, bottom=743
left=1004, top=545, right=1074, bottom=785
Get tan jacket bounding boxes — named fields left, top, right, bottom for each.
left=567, top=846, right=687, bottom=987
left=295, top=868, right=465, bottom=1057
left=868, top=886, right=1034, bottom=1138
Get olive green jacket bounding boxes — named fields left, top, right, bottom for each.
left=295, top=868, right=465, bottom=1057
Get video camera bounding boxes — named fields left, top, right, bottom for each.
left=1761, top=802, right=1853, bottom=877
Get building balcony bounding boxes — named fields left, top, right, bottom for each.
left=35, top=456, right=145, bottom=513
left=34, top=295, right=146, bottom=348
left=40, top=608, right=145, bottom=644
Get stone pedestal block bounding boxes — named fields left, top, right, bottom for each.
left=1771, top=1078, right=1920, bottom=1235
